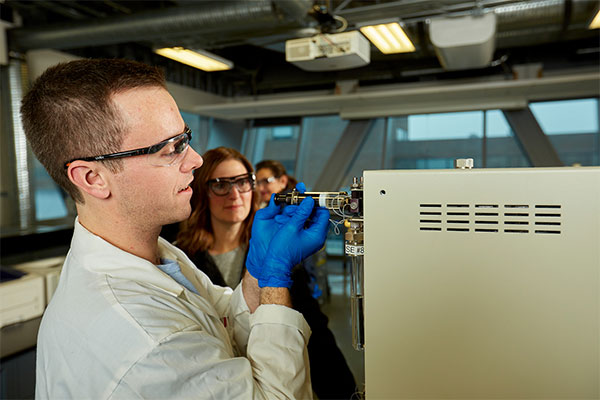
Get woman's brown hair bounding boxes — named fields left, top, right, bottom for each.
left=176, top=147, right=259, bottom=256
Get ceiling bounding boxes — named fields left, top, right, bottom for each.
left=3, top=0, right=600, bottom=97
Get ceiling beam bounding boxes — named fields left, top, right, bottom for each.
left=193, top=70, right=600, bottom=120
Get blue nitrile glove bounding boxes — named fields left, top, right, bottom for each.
left=274, top=204, right=299, bottom=225
left=312, top=283, right=323, bottom=299
left=258, top=197, right=330, bottom=288
left=273, top=182, right=306, bottom=225
left=246, top=194, right=282, bottom=280
left=247, top=181, right=308, bottom=279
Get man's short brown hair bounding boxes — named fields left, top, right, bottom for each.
left=21, top=58, right=166, bottom=203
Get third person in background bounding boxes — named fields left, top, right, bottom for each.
left=255, top=158, right=358, bottom=400
left=255, top=159, right=297, bottom=209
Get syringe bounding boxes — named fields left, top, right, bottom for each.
left=276, top=179, right=365, bottom=351
left=274, top=190, right=350, bottom=211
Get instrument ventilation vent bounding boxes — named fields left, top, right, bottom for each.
left=419, top=203, right=562, bottom=234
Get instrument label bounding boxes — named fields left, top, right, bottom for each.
left=345, top=244, right=364, bottom=256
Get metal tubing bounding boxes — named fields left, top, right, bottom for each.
left=350, top=253, right=365, bottom=351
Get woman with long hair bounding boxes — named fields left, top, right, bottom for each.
left=177, top=147, right=258, bottom=288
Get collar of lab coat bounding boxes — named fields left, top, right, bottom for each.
left=68, top=218, right=239, bottom=320
left=70, top=217, right=200, bottom=299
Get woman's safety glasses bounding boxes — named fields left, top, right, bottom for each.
left=256, top=176, right=276, bottom=187
left=64, top=125, right=192, bottom=169
left=207, top=173, right=256, bottom=196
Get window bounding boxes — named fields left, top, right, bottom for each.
left=486, top=110, right=512, bottom=138
left=246, top=125, right=300, bottom=175
left=485, top=110, right=530, bottom=168
left=342, top=118, right=386, bottom=188
left=387, top=110, right=530, bottom=169
left=33, top=157, right=68, bottom=221
left=530, top=99, right=598, bottom=135
left=530, top=98, right=599, bottom=166
left=389, top=111, right=484, bottom=169
left=407, top=111, right=484, bottom=141
left=272, top=126, right=295, bottom=139
left=296, top=116, right=348, bottom=189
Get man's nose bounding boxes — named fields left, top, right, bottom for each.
left=182, top=147, right=203, bottom=172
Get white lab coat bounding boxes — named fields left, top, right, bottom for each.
left=35, top=218, right=312, bottom=399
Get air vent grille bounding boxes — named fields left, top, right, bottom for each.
left=419, top=203, right=562, bottom=234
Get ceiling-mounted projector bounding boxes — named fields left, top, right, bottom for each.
left=286, top=30, right=370, bottom=71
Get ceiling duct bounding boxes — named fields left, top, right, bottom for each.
left=430, top=13, right=497, bottom=70
left=8, top=0, right=313, bottom=51
left=493, top=0, right=568, bottom=46
left=494, top=0, right=565, bottom=30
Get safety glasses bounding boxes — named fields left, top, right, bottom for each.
left=256, top=176, right=276, bottom=187
left=64, top=125, right=192, bottom=169
left=207, top=173, right=256, bottom=196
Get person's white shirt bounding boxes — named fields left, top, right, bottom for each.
left=35, top=218, right=312, bottom=399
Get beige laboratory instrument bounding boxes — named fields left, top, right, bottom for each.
left=279, top=165, right=600, bottom=399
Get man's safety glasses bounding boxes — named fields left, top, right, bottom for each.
left=64, top=125, right=192, bottom=169
left=207, top=173, right=255, bottom=196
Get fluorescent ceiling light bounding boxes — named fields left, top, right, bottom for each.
left=589, top=9, right=600, bottom=29
left=154, top=47, right=233, bottom=72
left=359, top=22, right=415, bottom=54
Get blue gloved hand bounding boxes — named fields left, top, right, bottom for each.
left=295, top=182, right=306, bottom=193
left=258, top=196, right=330, bottom=288
left=272, top=182, right=306, bottom=225
left=246, top=194, right=282, bottom=280
left=246, top=181, right=309, bottom=280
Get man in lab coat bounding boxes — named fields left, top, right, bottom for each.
left=21, top=58, right=329, bottom=399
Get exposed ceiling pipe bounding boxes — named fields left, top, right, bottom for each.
left=493, top=0, right=597, bottom=47
left=8, top=0, right=313, bottom=51
left=493, top=0, right=566, bottom=46
left=494, top=0, right=565, bottom=29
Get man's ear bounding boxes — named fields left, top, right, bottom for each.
left=67, top=161, right=111, bottom=200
